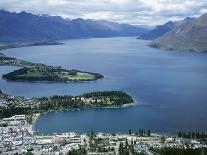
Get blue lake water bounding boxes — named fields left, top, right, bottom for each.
left=1, top=37, right=207, bottom=134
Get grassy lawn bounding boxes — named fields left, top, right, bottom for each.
left=65, top=72, right=96, bottom=80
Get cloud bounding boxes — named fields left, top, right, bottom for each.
left=0, top=0, right=207, bottom=25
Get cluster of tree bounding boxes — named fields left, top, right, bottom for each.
left=83, top=91, right=133, bottom=106
left=26, top=114, right=33, bottom=124
left=67, top=146, right=87, bottom=155
left=133, top=129, right=151, bottom=137
left=0, top=91, right=133, bottom=119
left=89, top=138, right=114, bottom=153
left=2, top=67, right=64, bottom=82
left=0, top=106, right=32, bottom=119
left=97, top=146, right=114, bottom=153
left=3, top=67, right=29, bottom=78
left=151, top=147, right=207, bottom=155
left=87, top=130, right=116, bottom=153
left=38, top=96, right=84, bottom=110
left=177, top=131, right=207, bottom=139
left=119, top=139, right=143, bottom=155
left=25, top=151, right=33, bottom=155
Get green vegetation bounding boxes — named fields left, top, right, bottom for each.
left=26, top=114, right=33, bottom=124
left=82, top=91, right=133, bottom=106
left=3, top=67, right=102, bottom=82
left=0, top=53, right=103, bottom=82
left=177, top=131, right=207, bottom=143
left=178, top=131, right=207, bottom=139
left=134, top=129, right=151, bottom=137
left=25, top=151, right=33, bottom=155
left=0, top=91, right=133, bottom=119
left=160, top=135, right=166, bottom=143
left=67, top=147, right=87, bottom=155
left=119, top=139, right=143, bottom=155
left=151, top=147, right=207, bottom=155
left=89, top=137, right=115, bottom=153
left=128, top=129, right=132, bottom=135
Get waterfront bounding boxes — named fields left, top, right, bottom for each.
left=1, top=114, right=207, bottom=155
left=1, top=37, right=207, bottom=134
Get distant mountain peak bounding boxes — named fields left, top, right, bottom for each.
left=19, top=11, right=28, bottom=14
left=138, top=16, right=196, bottom=40
left=184, top=17, right=194, bottom=21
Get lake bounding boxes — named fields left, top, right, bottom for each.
left=1, top=37, right=207, bottom=134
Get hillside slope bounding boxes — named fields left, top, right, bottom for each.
left=138, top=17, right=194, bottom=40
left=150, top=13, right=207, bottom=52
left=138, top=21, right=176, bottom=40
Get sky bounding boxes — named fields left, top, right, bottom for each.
left=0, top=0, right=207, bottom=26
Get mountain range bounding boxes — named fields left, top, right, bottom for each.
left=0, top=10, right=148, bottom=42
left=138, top=17, right=194, bottom=40
left=150, top=13, right=207, bottom=52
left=1, top=10, right=207, bottom=52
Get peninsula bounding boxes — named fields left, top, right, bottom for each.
left=0, top=41, right=63, bottom=51
left=0, top=90, right=133, bottom=119
left=0, top=53, right=103, bottom=82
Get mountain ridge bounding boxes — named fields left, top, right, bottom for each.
left=138, top=17, right=195, bottom=40
left=0, top=10, right=148, bottom=42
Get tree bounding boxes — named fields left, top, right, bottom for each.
left=26, top=114, right=33, bottom=124
left=147, top=129, right=151, bottom=137
left=160, top=136, right=165, bottom=143
left=119, top=142, right=123, bottom=154
left=139, top=129, right=142, bottom=136
left=25, top=152, right=33, bottom=155
left=129, top=129, right=132, bottom=135
left=177, top=131, right=182, bottom=138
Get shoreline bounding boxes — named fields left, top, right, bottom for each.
left=27, top=113, right=40, bottom=135
left=0, top=41, right=64, bottom=52
left=31, top=102, right=135, bottom=135
left=3, top=77, right=102, bottom=83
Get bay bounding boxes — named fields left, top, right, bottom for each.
left=1, top=37, right=207, bottom=134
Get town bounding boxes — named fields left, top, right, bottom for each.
left=1, top=114, right=207, bottom=155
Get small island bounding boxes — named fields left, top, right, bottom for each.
left=0, top=53, right=103, bottom=82
left=0, top=90, right=133, bottom=119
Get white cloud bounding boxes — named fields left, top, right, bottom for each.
left=0, top=0, right=207, bottom=25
